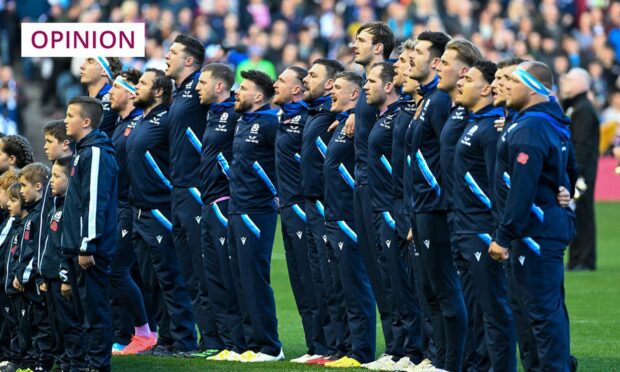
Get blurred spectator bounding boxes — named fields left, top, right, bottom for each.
left=561, top=68, right=600, bottom=272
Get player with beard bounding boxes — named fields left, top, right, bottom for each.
left=194, top=63, right=246, bottom=361
left=388, top=39, right=428, bottom=371
left=350, top=22, right=399, bottom=362
left=228, top=70, right=283, bottom=363
left=453, top=60, right=516, bottom=371
left=489, top=61, right=576, bottom=371
left=272, top=66, right=326, bottom=363
left=322, top=72, right=375, bottom=368
left=408, top=31, right=467, bottom=371
left=300, top=59, right=349, bottom=365
left=108, top=69, right=157, bottom=355
left=126, top=69, right=198, bottom=356
left=436, top=39, right=485, bottom=372
left=79, top=57, right=122, bottom=138
left=163, top=35, right=222, bottom=356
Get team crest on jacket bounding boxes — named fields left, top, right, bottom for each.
left=10, top=235, right=18, bottom=254
left=50, top=211, right=63, bottom=232
left=516, top=152, right=529, bottom=165
left=220, top=112, right=229, bottom=122
left=251, top=123, right=260, bottom=133
left=24, top=220, right=32, bottom=240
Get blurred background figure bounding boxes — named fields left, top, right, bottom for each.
left=561, top=68, right=600, bottom=271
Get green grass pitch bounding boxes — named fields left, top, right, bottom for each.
left=112, top=202, right=620, bottom=371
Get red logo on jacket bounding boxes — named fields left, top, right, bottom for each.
left=516, top=152, right=529, bottom=165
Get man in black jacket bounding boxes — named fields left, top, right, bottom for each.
left=561, top=68, right=600, bottom=271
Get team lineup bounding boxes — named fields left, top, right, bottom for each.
left=0, top=21, right=578, bottom=372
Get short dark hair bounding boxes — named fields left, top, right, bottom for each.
left=473, top=60, right=498, bottom=84
left=357, top=22, right=396, bottom=59
left=334, top=71, right=363, bottom=89
left=497, top=57, right=526, bottom=69
left=118, top=67, right=142, bottom=85
left=67, top=96, right=104, bottom=129
left=106, top=57, right=123, bottom=79
left=523, top=61, right=554, bottom=90
left=312, top=58, right=344, bottom=79
left=7, top=182, right=24, bottom=203
left=202, top=63, right=235, bottom=89
left=371, top=62, right=396, bottom=85
left=145, top=68, right=174, bottom=104
left=54, top=156, right=73, bottom=178
left=287, top=66, right=308, bottom=85
left=417, top=31, right=452, bottom=60
left=43, top=120, right=70, bottom=143
left=240, top=70, right=275, bottom=101
left=174, top=34, right=205, bottom=68
left=445, top=38, right=483, bottom=67
left=19, top=162, right=51, bottom=186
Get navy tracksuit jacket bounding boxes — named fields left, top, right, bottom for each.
left=126, top=103, right=197, bottom=351
left=0, top=216, right=20, bottom=365
left=409, top=75, right=466, bottom=371
left=199, top=96, right=247, bottom=352
left=95, top=83, right=119, bottom=139
left=62, top=129, right=118, bottom=371
left=452, top=105, right=516, bottom=372
left=276, top=100, right=326, bottom=355
left=300, top=95, right=348, bottom=355
left=110, top=107, right=147, bottom=345
left=324, top=109, right=376, bottom=363
left=228, top=104, right=282, bottom=356
left=167, top=70, right=217, bottom=349
left=493, top=101, right=576, bottom=372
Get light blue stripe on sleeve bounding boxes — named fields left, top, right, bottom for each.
left=380, top=155, right=393, bottom=175
left=315, top=137, right=327, bottom=158
left=151, top=209, right=173, bottom=232
left=145, top=151, right=172, bottom=190
left=186, top=127, right=202, bottom=154
left=337, top=220, right=357, bottom=243
left=252, top=161, right=278, bottom=196
left=522, top=237, right=541, bottom=256
left=189, top=187, right=203, bottom=206
left=241, top=214, right=261, bottom=238
left=338, top=163, right=355, bottom=189
left=477, top=233, right=492, bottom=246
left=502, top=172, right=544, bottom=222
left=416, top=150, right=441, bottom=197
left=464, top=172, right=492, bottom=209
left=407, top=155, right=411, bottom=167
left=216, top=152, right=231, bottom=179
left=292, top=204, right=307, bottom=222
left=382, top=211, right=396, bottom=230
left=315, top=200, right=325, bottom=218
left=211, top=203, right=228, bottom=228
left=294, top=153, right=301, bottom=163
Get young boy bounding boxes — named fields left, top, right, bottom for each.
left=13, top=163, right=53, bottom=372
left=5, top=182, right=31, bottom=371
left=39, top=157, right=86, bottom=371
left=0, top=171, right=20, bottom=372
left=63, top=96, right=118, bottom=372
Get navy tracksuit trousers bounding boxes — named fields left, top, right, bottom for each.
left=110, top=204, right=151, bottom=345
left=133, top=207, right=197, bottom=351
left=172, top=187, right=222, bottom=350
left=325, top=220, right=376, bottom=363
left=280, top=204, right=328, bottom=356
left=411, top=212, right=467, bottom=371
left=201, top=199, right=247, bottom=353
left=510, top=238, right=570, bottom=372
left=228, top=212, right=281, bottom=356
left=46, top=278, right=86, bottom=371
left=306, top=199, right=349, bottom=356
left=353, top=185, right=394, bottom=355
left=72, top=255, right=112, bottom=371
left=0, top=290, right=20, bottom=364
left=454, top=234, right=516, bottom=372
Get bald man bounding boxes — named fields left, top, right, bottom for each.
left=561, top=68, right=600, bottom=271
